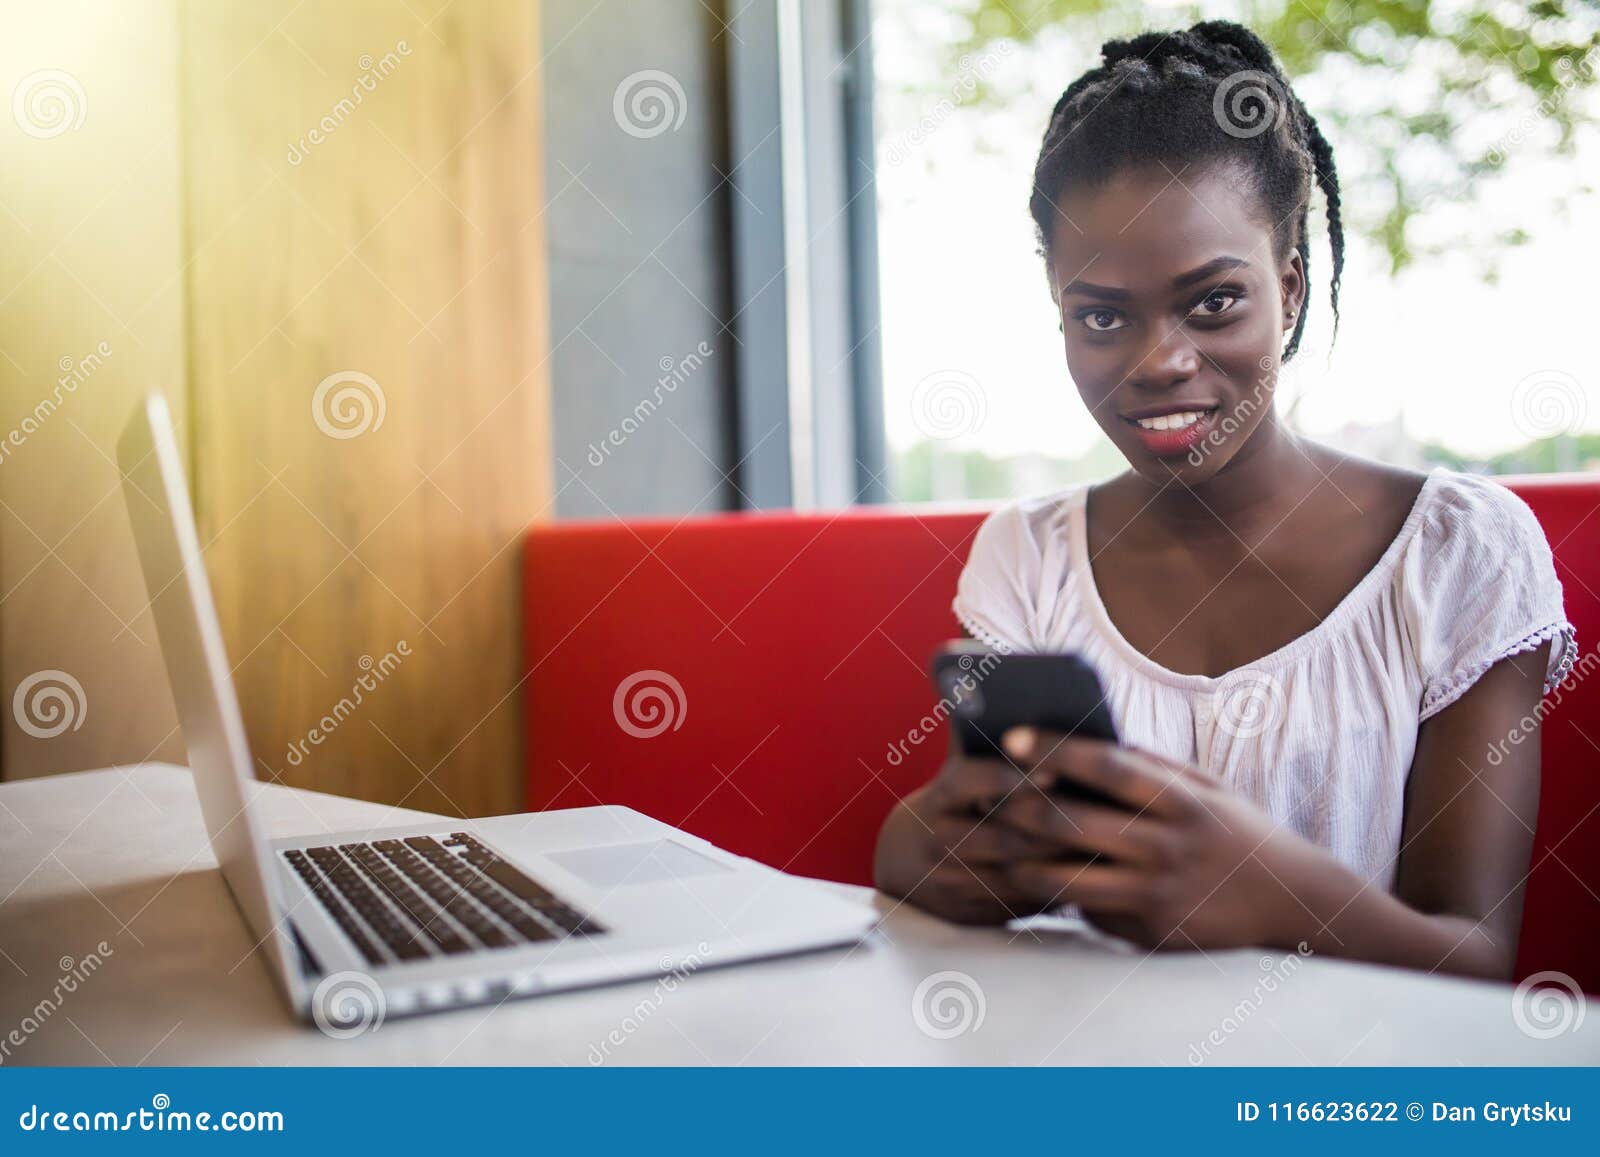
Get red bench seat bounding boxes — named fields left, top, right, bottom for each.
left=525, top=478, right=1600, bottom=990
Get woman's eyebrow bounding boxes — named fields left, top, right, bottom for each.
left=1061, top=255, right=1250, bottom=299
left=1171, top=255, right=1250, bottom=288
left=1060, top=279, right=1131, bottom=299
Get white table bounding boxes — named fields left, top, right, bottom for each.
left=1, top=764, right=1594, bottom=1066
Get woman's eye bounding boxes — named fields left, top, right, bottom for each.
left=1078, top=309, right=1127, bottom=332
left=1190, top=291, right=1239, bottom=318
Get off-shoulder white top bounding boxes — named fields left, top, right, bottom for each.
left=952, top=466, right=1577, bottom=891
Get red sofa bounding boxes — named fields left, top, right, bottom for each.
left=525, top=477, right=1600, bottom=990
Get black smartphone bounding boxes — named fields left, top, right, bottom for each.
left=931, top=641, right=1121, bottom=803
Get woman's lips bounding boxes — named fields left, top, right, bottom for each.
left=1121, top=407, right=1219, bottom=457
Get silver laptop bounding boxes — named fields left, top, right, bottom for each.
left=118, top=393, right=874, bottom=1028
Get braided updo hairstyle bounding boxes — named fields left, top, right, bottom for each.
left=1030, top=20, right=1342, bottom=363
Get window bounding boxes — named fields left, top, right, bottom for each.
left=868, top=0, right=1600, bottom=502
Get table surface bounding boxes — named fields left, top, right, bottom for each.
left=2, top=764, right=1595, bottom=1066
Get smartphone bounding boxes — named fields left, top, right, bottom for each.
left=931, top=641, right=1121, bottom=803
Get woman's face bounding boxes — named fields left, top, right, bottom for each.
left=1047, top=162, right=1305, bottom=485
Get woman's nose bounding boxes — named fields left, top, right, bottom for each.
left=1129, top=326, right=1200, bottom=390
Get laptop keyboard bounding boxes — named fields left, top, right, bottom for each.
left=283, top=832, right=606, bottom=967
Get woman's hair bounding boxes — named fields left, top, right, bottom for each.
left=1029, top=20, right=1341, bottom=362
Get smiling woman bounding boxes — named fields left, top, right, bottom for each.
left=1032, top=18, right=1336, bottom=483
left=873, top=20, right=1579, bottom=982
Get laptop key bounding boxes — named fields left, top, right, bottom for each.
left=289, top=833, right=602, bottom=963
left=380, top=842, right=515, bottom=949
left=470, top=854, right=607, bottom=937
left=287, top=848, right=421, bottom=964
left=347, top=846, right=470, bottom=955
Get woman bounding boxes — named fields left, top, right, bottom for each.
left=873, top=21, right=1576, bottom=980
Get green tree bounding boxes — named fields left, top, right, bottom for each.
left=957, top=0, right=1600, bottom=276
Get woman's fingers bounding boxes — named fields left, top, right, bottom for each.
left=1001, top=729, right=1207, bottom=817
left=927, top=753, right=1037, bottom=815
left=1005, top=858, right=1149, bottom=913
left=913, top=860, right=1046, bottom=925
left=927, top=813, right=1057, bottom=866
left=995, top=791, right=1172, bottom=867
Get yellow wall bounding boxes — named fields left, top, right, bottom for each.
left=0, top=0, right=189, bottom=777
left=1, top=0, right=552, bottom=818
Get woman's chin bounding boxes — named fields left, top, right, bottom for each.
left=1116, top=439, right=1231, bottom=486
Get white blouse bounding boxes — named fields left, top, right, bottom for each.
left=952, top=466, right=1577, bottom=892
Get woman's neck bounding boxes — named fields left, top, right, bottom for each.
left=1132, top=413, right=1324, bottom=541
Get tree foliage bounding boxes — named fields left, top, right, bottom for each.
left=956, top=0, right=1600, bottom=275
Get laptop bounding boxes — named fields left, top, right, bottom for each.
left=117, top=393, right=875, bottom=1027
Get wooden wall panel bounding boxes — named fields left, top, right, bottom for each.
left=179, top=0, right=552, bottom=816
left=0, top=0, right=187, bottom=779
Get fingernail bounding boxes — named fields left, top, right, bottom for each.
left=1003, top=727, right=1035, bottom=758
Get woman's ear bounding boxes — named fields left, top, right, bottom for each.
left=1279, top=250, right=1307, bottom=328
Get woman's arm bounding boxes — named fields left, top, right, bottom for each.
left=1286, top=646, right=1546, bottom=980
left=991, top=648, right=1550, bottom=979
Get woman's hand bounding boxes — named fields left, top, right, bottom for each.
left=993, top=728, right=1337, bottom=951
left=873, top=746, right=1084, bottom=925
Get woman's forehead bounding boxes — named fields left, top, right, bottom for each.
left=1050, top=165, right=1276, bottom=290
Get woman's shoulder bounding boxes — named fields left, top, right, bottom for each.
left=1392, top=465, right=1565, bottom=633
left=1412, top=465, right=1551, bottom=556
left=1397, top=467, right=1575, bottom=712
left=1316, top=450, right=1430, bottom=519
left=955, top=481, right=1095, bottom=650
left=1317, top=450, right=1544, bottom=557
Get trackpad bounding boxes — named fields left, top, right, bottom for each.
left=548, top=839, right=732, bottom=888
